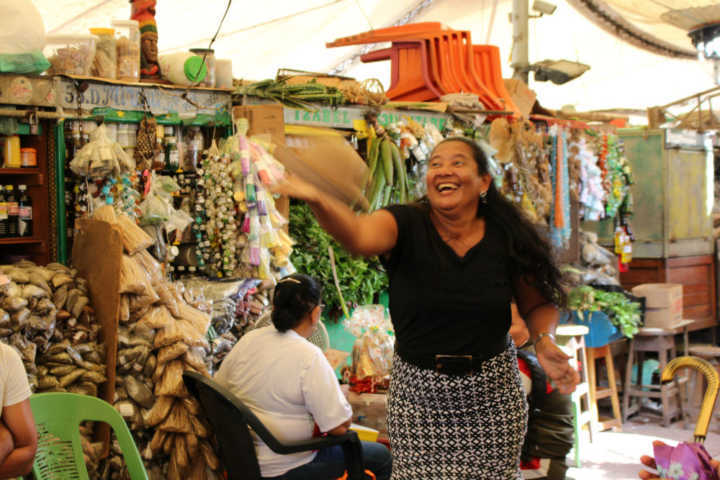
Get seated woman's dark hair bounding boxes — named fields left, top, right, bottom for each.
left=271, top=273, right=323, bottom=332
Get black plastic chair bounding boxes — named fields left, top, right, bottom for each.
left=183, top=371, right=365, bottom=480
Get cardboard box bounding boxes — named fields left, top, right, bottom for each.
left=232, top=104, right=285, bottom=147
left=631, top=283, right=683, bottom=328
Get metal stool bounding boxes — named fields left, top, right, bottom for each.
left=587, top=345, right=623, bottom=432
left=556, top=324, right=592, bottom=468
left=622, top=327, right=688, bottom=426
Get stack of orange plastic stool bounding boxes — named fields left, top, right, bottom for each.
left=326, top=23, right=520, bottom=116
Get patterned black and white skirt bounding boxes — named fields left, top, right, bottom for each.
left=387, top=344, right=528, bottom=480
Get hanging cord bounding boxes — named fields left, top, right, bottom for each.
left=192, top=0, right=233, bottom=86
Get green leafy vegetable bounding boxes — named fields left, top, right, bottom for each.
left=567, top=285, right=642, bottom=338
left=289, top=202, right=388, bottom=320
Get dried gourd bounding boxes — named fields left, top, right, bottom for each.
left=181, top=396, right=201, bottom=416
left=167, top=453, right=182, bottom=480
left=155, top=360, right=187, bottom=397
left=157, top=342, right=189, bottom=364
left=149, top=429, right=167, bottom=453
left=174, top=434, right=189, bottom=468
left=177, top=303, right=211, bottom=338
left=158, top=402, right=191, bottom=434
left=119, top=295, right=130, bottom=323
left=163, top=432, right=174, bottom=455
left=200, top=440, right=220, bottom=470
left=176, top=319, right=207, bottom=348
left=133, top=249, right=164, bottom=285
left=185, top=432, right=199, bottom=458
left=146, top=396, right=174, bottom=427
left=154, top=282, right=180, bottom=317
left=92, top=205, right=117, bottom=223
left=191, top=415, right=209, bottom=438
left=116, top=214, right=153, bottom=254
left=119, top=255, right=148, bottom=295
left=189, top=457, right=207, bottom=480
left=140, top=306, right=173, bottom=330
left=183, top=347, right=206, bottom=372
left=154, top=321, right=183, bottom=348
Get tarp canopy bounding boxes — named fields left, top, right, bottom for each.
left=30, top=0, right=719, bottom=113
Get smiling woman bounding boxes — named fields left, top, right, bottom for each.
left=272, top=135, right=578, bottom=479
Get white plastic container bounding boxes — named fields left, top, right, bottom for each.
left=215, top=59, right=233, bottom=89
left=111, top=19, right=140, bottom=82
left=44, top=34, right=96, bottom=76
left=158, top=52, right=207, bottom=86
left=189, top=48, right=215, bottom=87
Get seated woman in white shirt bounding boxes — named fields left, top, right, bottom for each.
left=0, top=342, right=37, bottom=478
left=215, top=273, right=392, bottom=480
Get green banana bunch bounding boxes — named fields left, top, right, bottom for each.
left=365, top=136, right=411, bottom=211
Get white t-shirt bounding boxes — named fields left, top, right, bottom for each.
left=0, top=342, right=31, bottom=415
left=215, top=326, right=352, bottom=478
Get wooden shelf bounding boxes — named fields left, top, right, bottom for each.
left=0, top=237, right=42, bottom=245
left=0, top=168, right=41, bottom=175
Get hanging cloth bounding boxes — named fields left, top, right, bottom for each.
left=550, top=127, right=571, bottom=248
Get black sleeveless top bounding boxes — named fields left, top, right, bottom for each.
left=382, top=204, right=515, bottom=360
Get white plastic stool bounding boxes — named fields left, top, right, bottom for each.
left=556, top=324, right=592, bottom=468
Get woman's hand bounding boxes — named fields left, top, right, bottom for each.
left=270, top=173, right=319, bottom=203
left=639, top=440, right=720, bottom=479
left=534, top=337, right=579, bottom=394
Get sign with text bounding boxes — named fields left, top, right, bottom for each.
left=284, top=106, right=449, bottom=130
left=57, top=78, right=230, bottom=116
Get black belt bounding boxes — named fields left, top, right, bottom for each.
left=398, top=336, right=510, bottom=375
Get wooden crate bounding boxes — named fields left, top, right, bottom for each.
left=620, top=254, right=717, bottom=331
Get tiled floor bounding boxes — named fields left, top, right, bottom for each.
left=565, top=413, right=720, bottom=479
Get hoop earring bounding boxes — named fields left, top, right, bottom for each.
left=479, top=190, right=488, bottom=205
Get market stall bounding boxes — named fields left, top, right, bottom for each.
left=1, top=1, right=718, bottom=479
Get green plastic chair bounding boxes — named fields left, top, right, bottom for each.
left=29, top=393, right=148, bottom=480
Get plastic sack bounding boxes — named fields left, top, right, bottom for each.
left=0, top=52, right=49, bottom=74
left=69, top=124, right=135, bottom=178
left=0, top=0, right=45, bottom=53
left=0, top=0, right=48, bottom=73
left=345, top=305, right=394, bottom=381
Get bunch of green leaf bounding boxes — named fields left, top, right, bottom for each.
left=289, top=203, right=388, bottom=319
left=234, top=79, right=344, bottom=110
left=567, top=285, right=642, bottom=338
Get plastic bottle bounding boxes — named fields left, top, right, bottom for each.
left=2, top=136, right=21, bottom=168
left=5, top=185, right=18, bottom=237
left=17, top=185, right=32, bottom=237
left=0, top=186, right=7, bottom=238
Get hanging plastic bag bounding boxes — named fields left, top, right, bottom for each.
left=0, top=0, right=50, bottom=74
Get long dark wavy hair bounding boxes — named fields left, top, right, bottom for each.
left=422, top=136, right=567, bottom=307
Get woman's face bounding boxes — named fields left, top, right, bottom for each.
left=426, top=141, right=491, bottom=214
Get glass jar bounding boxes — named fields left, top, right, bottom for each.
left=111, top=19, right=140, bottom=82
left=189, top=48, right=215, bottom=87
left=20, top=148, right=37, bottom=168
left=183, top=127, right=204, bottom=171
left=44, top=34, right=96, bottom=76
left=89, top=28, right=117, bottom=79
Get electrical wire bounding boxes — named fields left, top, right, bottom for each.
left=192, top=0, right=233, bottom=86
